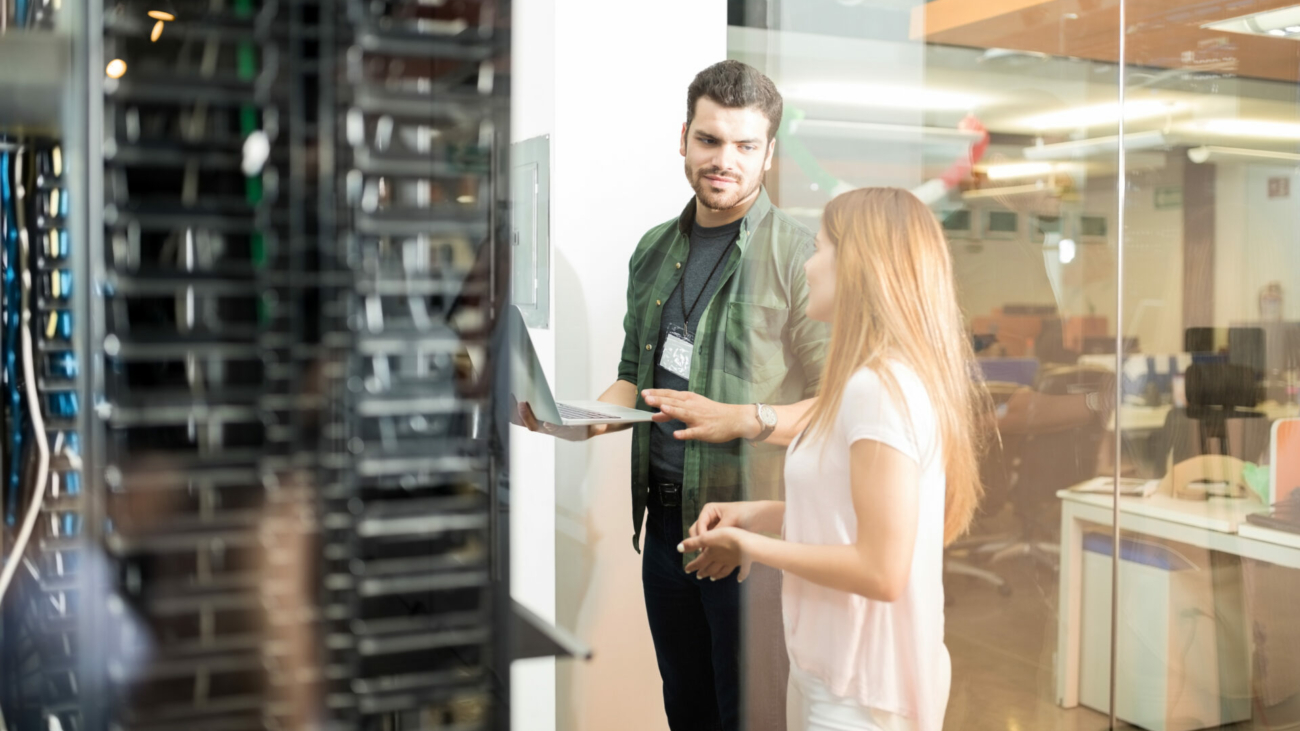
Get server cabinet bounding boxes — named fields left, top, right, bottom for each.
left=0, top=2, right=514, bottom=728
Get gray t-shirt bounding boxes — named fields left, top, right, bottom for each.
left=648, top=218, right=741, bottom=485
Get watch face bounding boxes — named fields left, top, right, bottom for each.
left=759, top=404, right=778, bottom=427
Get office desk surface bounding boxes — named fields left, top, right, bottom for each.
left=1055, top=488, right=1265, bottom=533
left=1238, top=521, right=1300, bottom=550
left=1108, top=405, right=1169, bottom=433
left=1108, top=402, right=1300, bottom=433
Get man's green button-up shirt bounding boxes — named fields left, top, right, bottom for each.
left=618, top=187, right=829, bottom=552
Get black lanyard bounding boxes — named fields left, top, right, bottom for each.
left=679, top=235, right=736, bottom=339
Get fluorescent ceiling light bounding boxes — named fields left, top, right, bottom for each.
left=1191, top=118, right=1300, bottom=139
left=792, top=119, right=984, bottom=143
left=1187, top=145, right=1300, bottom=164
left=1023, top=131, right=1168, bottom=160
left=1203, top=5, right=1300, bottom=38
left=962, top=182, right=1062, bottom=200
left=785, top=82, right=984, bottom=111
left=980, top=162, right=1079, bottom=180
left=984, top=162, right=1053, bottom=180
left=1018, top=99, right=1181, bottom=131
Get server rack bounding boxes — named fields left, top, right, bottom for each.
left=319, top=1, right=509, bottom=727
left=0, top=1, right=516, bottom=728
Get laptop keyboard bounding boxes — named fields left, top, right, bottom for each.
left=1246, top=491, right=1300, bottom=534
left=558, top=404, right=619, bottom=420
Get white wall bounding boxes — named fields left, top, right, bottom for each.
left=550, top=5, right=726, bottom=731
left=1119, top=157, right=1186, bottom=355
left=510, top=3, right=727, bottom=731
left=953, top=156, right=1300, bottom=359
left=1214, top=162, right=1300, bottom=326
left=510, top=0, right=557, bottom=726
left=948, top=155, right=1187, bottom=357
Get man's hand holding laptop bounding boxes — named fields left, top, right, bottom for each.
left=512, top=379, right=641, bottom=441
left=512, top=400, right=596, bottom=441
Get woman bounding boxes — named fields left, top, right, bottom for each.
left=678, top=187, right=988, bottom=731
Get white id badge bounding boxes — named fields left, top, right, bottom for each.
left=660, top=327, right=694, bottom=382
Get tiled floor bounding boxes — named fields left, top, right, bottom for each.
left=945, top=553, right=1112, bottom=731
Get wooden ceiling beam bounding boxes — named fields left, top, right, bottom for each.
left=912, top=0, right=1300, bottom=83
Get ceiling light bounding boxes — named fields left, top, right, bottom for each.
left=105, top=59, right=127, bottom=79
left=1188, top=146, right=1300, bottom=164
left=1023, top=131, right=1168, bottom=160
left=981, top=162, right=1056, bottom=180
left=791, top=119, right=985, bottom=144
left=962, top=182, right=1062, bottom=200
left=1193, top=118, right=1300, bottom=139
left=457, top=195, right=476, bottom=204
left=1059, top=238, right=1077, bottom=264
left=1018, top=99, right=1181, bottom=131
left=785, top=82, right=985, bottom=112
left=1203, top=4, right=1300, bottom=38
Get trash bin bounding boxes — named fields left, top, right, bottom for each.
left=1078, top=532, right=1251, bottom=731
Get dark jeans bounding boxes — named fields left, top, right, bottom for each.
left=642, top=486, right=741, bottom=731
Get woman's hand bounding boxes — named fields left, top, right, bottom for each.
left=689, top=501, right=754, bottom=538
left=679, top=527, right=753, bottom=582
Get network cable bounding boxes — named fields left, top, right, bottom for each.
left=0, top=203, right=52, bottom=608
left=2, top=148, right=27, bottom=526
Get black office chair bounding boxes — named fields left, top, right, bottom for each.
left=985, top=366, right=1112, bottom=570
left=944, top=383, right=1018, bottom=598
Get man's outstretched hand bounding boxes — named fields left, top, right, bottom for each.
left=642, top=389, right=759, bottom=443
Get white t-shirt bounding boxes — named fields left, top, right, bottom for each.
left=782, top=363, right=951, bottom=731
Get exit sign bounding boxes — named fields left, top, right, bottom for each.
left=1154, top=187, right=1182, bottom=209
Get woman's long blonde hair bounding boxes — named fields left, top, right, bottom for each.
left=798, top=187, right=989, bottom=546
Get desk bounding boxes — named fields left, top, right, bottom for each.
left=1104, top=403, right=1300, bottom=477
left=1109, top=405, right=1170, bottom=433
left=1055, top=487, right=1300, bottom=708
left=1107, top=402, right=1300, bottom=433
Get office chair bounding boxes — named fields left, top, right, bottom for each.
left=985, top=366, right=1112, bottom=570
left=944, top=382, right=1019, bottom=598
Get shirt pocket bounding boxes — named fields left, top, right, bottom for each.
left=723, top=302, right=789, bottom=384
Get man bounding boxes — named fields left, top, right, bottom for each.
left=519, top=60, right=827, bottom=731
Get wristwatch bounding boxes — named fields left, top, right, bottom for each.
left=751, top=403, right=777, bottom=443
left=1084, top=391, right=1103, bottom=414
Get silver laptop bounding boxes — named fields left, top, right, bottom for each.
left=508, top=305, right=655, bottom=426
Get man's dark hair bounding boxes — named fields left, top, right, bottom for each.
left=686, top=60, right=783, bottom=142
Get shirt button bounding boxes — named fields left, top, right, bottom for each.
left=646, top=344, right=653, bottom=351
left=675, top=262, right=682, bottom=269
left=656, top=299, right=662, bottom=306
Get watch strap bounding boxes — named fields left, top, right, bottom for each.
left=752, top=403, right=776, bottom=443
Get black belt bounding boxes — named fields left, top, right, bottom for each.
left=649, top=482, right=682, bottom=509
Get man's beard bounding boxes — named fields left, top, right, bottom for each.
left=688, top=165, right=760, bottom=213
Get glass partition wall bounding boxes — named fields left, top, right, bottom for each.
left=1119, top=3, right=1300, bottom=730
left=730, top=1, right=1300, bottom=729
